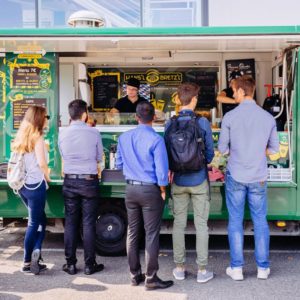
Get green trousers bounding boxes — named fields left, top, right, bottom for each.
left=171, top=180, right=210, bottom=268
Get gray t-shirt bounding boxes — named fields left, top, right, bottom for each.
left=24, top=151, right=44, bottom=184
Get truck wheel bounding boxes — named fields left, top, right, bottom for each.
left=95, top=203, right=127, bottom=256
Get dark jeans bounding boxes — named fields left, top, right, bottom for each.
left=20, top=181, right=47, bottom=263
left=63, top=178, right=100, bottom=266
left=125, top=184, right=164, bottom=280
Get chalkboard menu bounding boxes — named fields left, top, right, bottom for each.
left=225, top=59, right=255, bottom=87
left=93, top=75, right=119, bottom=110
left=13, top=98, right=47, bottom=130
left=185, top=71, right=217, bottom=108
left=11, top=65, right=51, bottom=89
left=88, top=70, right=120, bottom=111
left=13, top=66, right=41, bottom=88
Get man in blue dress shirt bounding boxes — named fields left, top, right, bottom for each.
left=58, top=99, right=104, bottom=276
left=166, top=83, right=215, bottom=283
left=218, top=76, right=279, bottom=281
left=116, top=101, right=174, bottom=290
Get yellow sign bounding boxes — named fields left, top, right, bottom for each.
left=124, top=69, right=182, bottom=86
left=8, top=58, right=51, bottom=89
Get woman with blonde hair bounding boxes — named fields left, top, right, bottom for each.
left=12, top=105, right=51, bottom=275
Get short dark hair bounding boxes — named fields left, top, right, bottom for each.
left=177, top=82, right=200, bottom=106
left=68, top=99, right=87, bottom=121
left=235, top=76, right=256, bottom=97
left=136, top=101, right=155, bottom=123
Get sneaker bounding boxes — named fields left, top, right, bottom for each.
left=38, top=262, right=48, bottom=272
left=172, top=266, right=185, bottom=280
left=21, top=264, right=31, bottom=273
left=257, top=267, right=270, bottom=280
left=30, top=249, right=41, bottom=275
left=226, top=267, right=244, bottom=281
left=21, top=262, right=47, bottom=273
left=197, top=270, right=214, bottom=283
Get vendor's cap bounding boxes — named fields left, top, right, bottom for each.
left=127, top=78, right=140, bottom=89
left=229, top=70, right=242, bottom=81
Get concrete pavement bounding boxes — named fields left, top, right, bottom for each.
left=0, top=227, right=300, bottom=300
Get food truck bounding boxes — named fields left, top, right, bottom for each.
left=0, top=26, right=298, bottom=255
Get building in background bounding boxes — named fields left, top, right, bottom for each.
left=0, top=0, right=299, bottom=28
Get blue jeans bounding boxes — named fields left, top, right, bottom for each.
left=20, top=181, right=47, bottom=263
left=225, top=171, right=269, bottom=269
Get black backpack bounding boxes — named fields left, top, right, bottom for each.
left=164, top=114, right=206, bottom=173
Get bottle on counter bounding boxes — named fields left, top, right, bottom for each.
left=210, top=107, right=217, bottom=128
left=109, top=144, right=117, bottom=170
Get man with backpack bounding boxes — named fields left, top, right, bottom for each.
left=165, top=82, right=214, bottom=283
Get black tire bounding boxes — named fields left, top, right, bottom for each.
left=95, top=202, right=127, bottom=256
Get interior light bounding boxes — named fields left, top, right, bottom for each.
left=276, top=221, right=286, bottom=228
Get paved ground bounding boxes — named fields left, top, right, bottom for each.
left=1, top=226, right=300, bottom=300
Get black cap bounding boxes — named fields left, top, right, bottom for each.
left=127, top=78, right=140, bottom=89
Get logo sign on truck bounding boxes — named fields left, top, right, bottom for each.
left=125, top=69, right=182, bottom=86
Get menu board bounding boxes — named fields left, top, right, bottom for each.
left=225, top=59, right=255, bottom=87
left=13, top=98, right=47, bottom=130
left=184, top=70, right=217, bottom=108
left=195, top=73, right=217, bottom=109
left=13, top=66, right=41, bottom=88
left=93, top=75, right=119, bottom=110
left=10, top=61, right=51, bottom=90
left=88, top=70, right=120, bottom=111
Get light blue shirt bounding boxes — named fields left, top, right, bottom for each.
left=116, top=124, right=169, bottom=186
left=58, top=121, right=103, bottom=175
left=218, top=99, right=279, bottom=183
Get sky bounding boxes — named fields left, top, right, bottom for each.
left=209, top=0, right=300, bottom=26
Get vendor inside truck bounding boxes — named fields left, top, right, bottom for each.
left=110, top=78, right=147, bottom=113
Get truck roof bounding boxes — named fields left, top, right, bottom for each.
left=1, top=26, right=300, bottom=54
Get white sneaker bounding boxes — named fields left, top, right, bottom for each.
left=226, top=267, right=244, bottom=281
left=197, top=270, right=214, bottom=283
left=173, top=267, right=186, bottom=280
left=257, top=267, right=270, bottom=280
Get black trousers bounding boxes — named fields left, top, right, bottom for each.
left=125, top=184, right=164, bottom=280
left=62, top=178, right=99, bottom=266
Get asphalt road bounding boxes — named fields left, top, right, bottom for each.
left=1, top=226, right=300, bottom=300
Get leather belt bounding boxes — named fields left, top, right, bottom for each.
left=65, top=174, right=98, bottom=180
left=126, top=180, right=155, bottom=186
